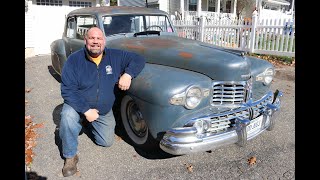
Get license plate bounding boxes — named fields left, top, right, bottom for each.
left=246, top=116, right=263, bottom=134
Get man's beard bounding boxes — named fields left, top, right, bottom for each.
left=89, top=49, right=101, bottom=55
left=88, top=48, right=102, bottom=57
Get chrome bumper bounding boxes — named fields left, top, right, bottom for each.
left=160, top=90, right=283, bottom=155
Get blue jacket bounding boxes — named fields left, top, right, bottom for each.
left=61, top=47, right=145, bottom=115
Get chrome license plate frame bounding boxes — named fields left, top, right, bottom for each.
left=246, top=115, right=263, bottom=134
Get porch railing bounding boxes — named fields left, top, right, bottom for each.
left=183, top=11, right=236, bottom=21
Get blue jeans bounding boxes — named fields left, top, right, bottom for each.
left=59, top=103, right=116, bottom=158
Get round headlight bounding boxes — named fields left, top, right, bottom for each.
left=193, top=120, right=204, bottom=133
left=264, top=76, right=273, bottom=85
left=263, top=68, right=274, bottom=85
left=185, top=86, right=202, bottom=109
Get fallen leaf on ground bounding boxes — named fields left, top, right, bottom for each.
left=25, top=88, right=33, bottom=93
left=247, top=156, right=257, bottom=165
left=115, top=135, right=122, bottom=141
left=25, top=115, right=44, bottom=168
left=75, top=170, right=81, bottom=177
left=184, top=163, right=193, bottom=173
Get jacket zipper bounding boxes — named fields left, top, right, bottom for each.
left=96, top=66, right=100, bottom=107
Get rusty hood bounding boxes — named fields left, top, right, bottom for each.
left=107, top=35, right=251, bottom=81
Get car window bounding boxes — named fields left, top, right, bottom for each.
left=103, top=15, right=144, bottom=36
left=66, top=15, right=98, bottom=40
left=66, top=17, right=76, bottom=38
left=145, top=15, right=172, bottom=32
left=75, top=16, right=97, bottom=40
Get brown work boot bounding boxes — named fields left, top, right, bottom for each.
left=62, top=154, right=79, bottom=177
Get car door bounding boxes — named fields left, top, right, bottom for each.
left=63, top=15, right=99, bottom=57
left=63, top=16, right=76, bottom=58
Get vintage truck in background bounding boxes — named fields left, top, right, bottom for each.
left=50, top=6, right=283, bottom=155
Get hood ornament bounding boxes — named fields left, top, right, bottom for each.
left=245, top=77, right=253, bottom=102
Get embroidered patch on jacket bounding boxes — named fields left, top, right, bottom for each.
left=106, top=65, right=113, bottom=75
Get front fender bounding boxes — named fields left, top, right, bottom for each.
left=50, top=39, right=67, bottom=75
left=247, top=56, right=274, bottom=101
left=129, top=63, right=212, bottom=107
left=247, top=56, right=274, bottom=78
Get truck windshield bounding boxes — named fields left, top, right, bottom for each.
left=102, top=15, right=174, bottom=36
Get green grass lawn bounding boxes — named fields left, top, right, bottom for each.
left=248, top=53, right=295, bottom=66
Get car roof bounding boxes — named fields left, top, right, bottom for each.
left=68, top=6, right=168, bottom=16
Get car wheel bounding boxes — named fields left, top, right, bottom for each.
left=121, top=95, right=157, bottom=148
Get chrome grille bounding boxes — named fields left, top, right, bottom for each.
left=202, top=93, right=272, bottom=134
left=206, top=109, right=250, bottom=133
left=251, top=95, right=273, bottom=119
left=211, top=81, right=247, bottom=105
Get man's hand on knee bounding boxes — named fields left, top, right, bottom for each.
left=84, top=109, right=99, bottom=122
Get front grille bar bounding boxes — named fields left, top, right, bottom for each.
left=211, top=81, right=248, bottom=105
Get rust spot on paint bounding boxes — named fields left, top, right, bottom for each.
left=124, top=44, right=145, bottom=53
left=179, top=52, right=193, bottom=58
left=142, top=39, right=176, bottom=47
left=122, top=38, right=178, bottom=49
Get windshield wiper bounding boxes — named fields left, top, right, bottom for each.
left=108, top=33, right=127, bottom=37
left=133, top=31, right=160, bottom=37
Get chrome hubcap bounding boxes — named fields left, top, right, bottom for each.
left=127, top=101, right=147, bottom=137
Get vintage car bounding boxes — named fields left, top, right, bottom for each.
left=50, top=6, right=283, bottom=155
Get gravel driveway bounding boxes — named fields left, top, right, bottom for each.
left=25, top=54, right=295, bottom=180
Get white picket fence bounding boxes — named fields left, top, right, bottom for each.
left=173, top=11, right=295, bottom=57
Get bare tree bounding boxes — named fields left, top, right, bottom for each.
left=100, top=0, right=106, bottom=6
left=110, top=0, right=117, bottom=6
left=236, top=0, right=256, bottom=19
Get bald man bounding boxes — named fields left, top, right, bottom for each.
left=59, top=27, right=145, bottom=177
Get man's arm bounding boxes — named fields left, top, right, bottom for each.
left=118, top=73, right=132, bottom=91
left=60, top=57, right=91, bottom=114
left=118, top=51, right=146, bottom=90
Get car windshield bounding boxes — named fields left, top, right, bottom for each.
left=102, top=15, right=174, bottom=36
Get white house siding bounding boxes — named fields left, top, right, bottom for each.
left=25, top=0, right=97, bottom=56
left=240, top=0, right=293, bottom=19
left=158, top=0, right=169, bottom=13
left=119, top=0, right=169, bottom=13
left=25, top=4, right=35, bottom=48
left=25, top=1, right=36, bottom=57
left=118, top=0, right=145, bottom=7
left=169, top=0, right=179, bottom=15
left=34, top=5, right=81, bottom=55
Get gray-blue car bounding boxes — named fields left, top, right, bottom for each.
left=50, top=6, right=283, bottom=155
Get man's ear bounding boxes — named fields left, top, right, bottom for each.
left=102, top=36, right=106, bottom=47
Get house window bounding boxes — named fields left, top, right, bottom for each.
left=226, top=0, right=231, bottom=13
left=189, top=0, right=197, bottom=11
left=208, top=0, right=215, bottom=12
left=36, top=0, right=62, bottom=6
left=148, top=4, right=159, bottom=9
left=69, top=1, right=92, bottom=7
